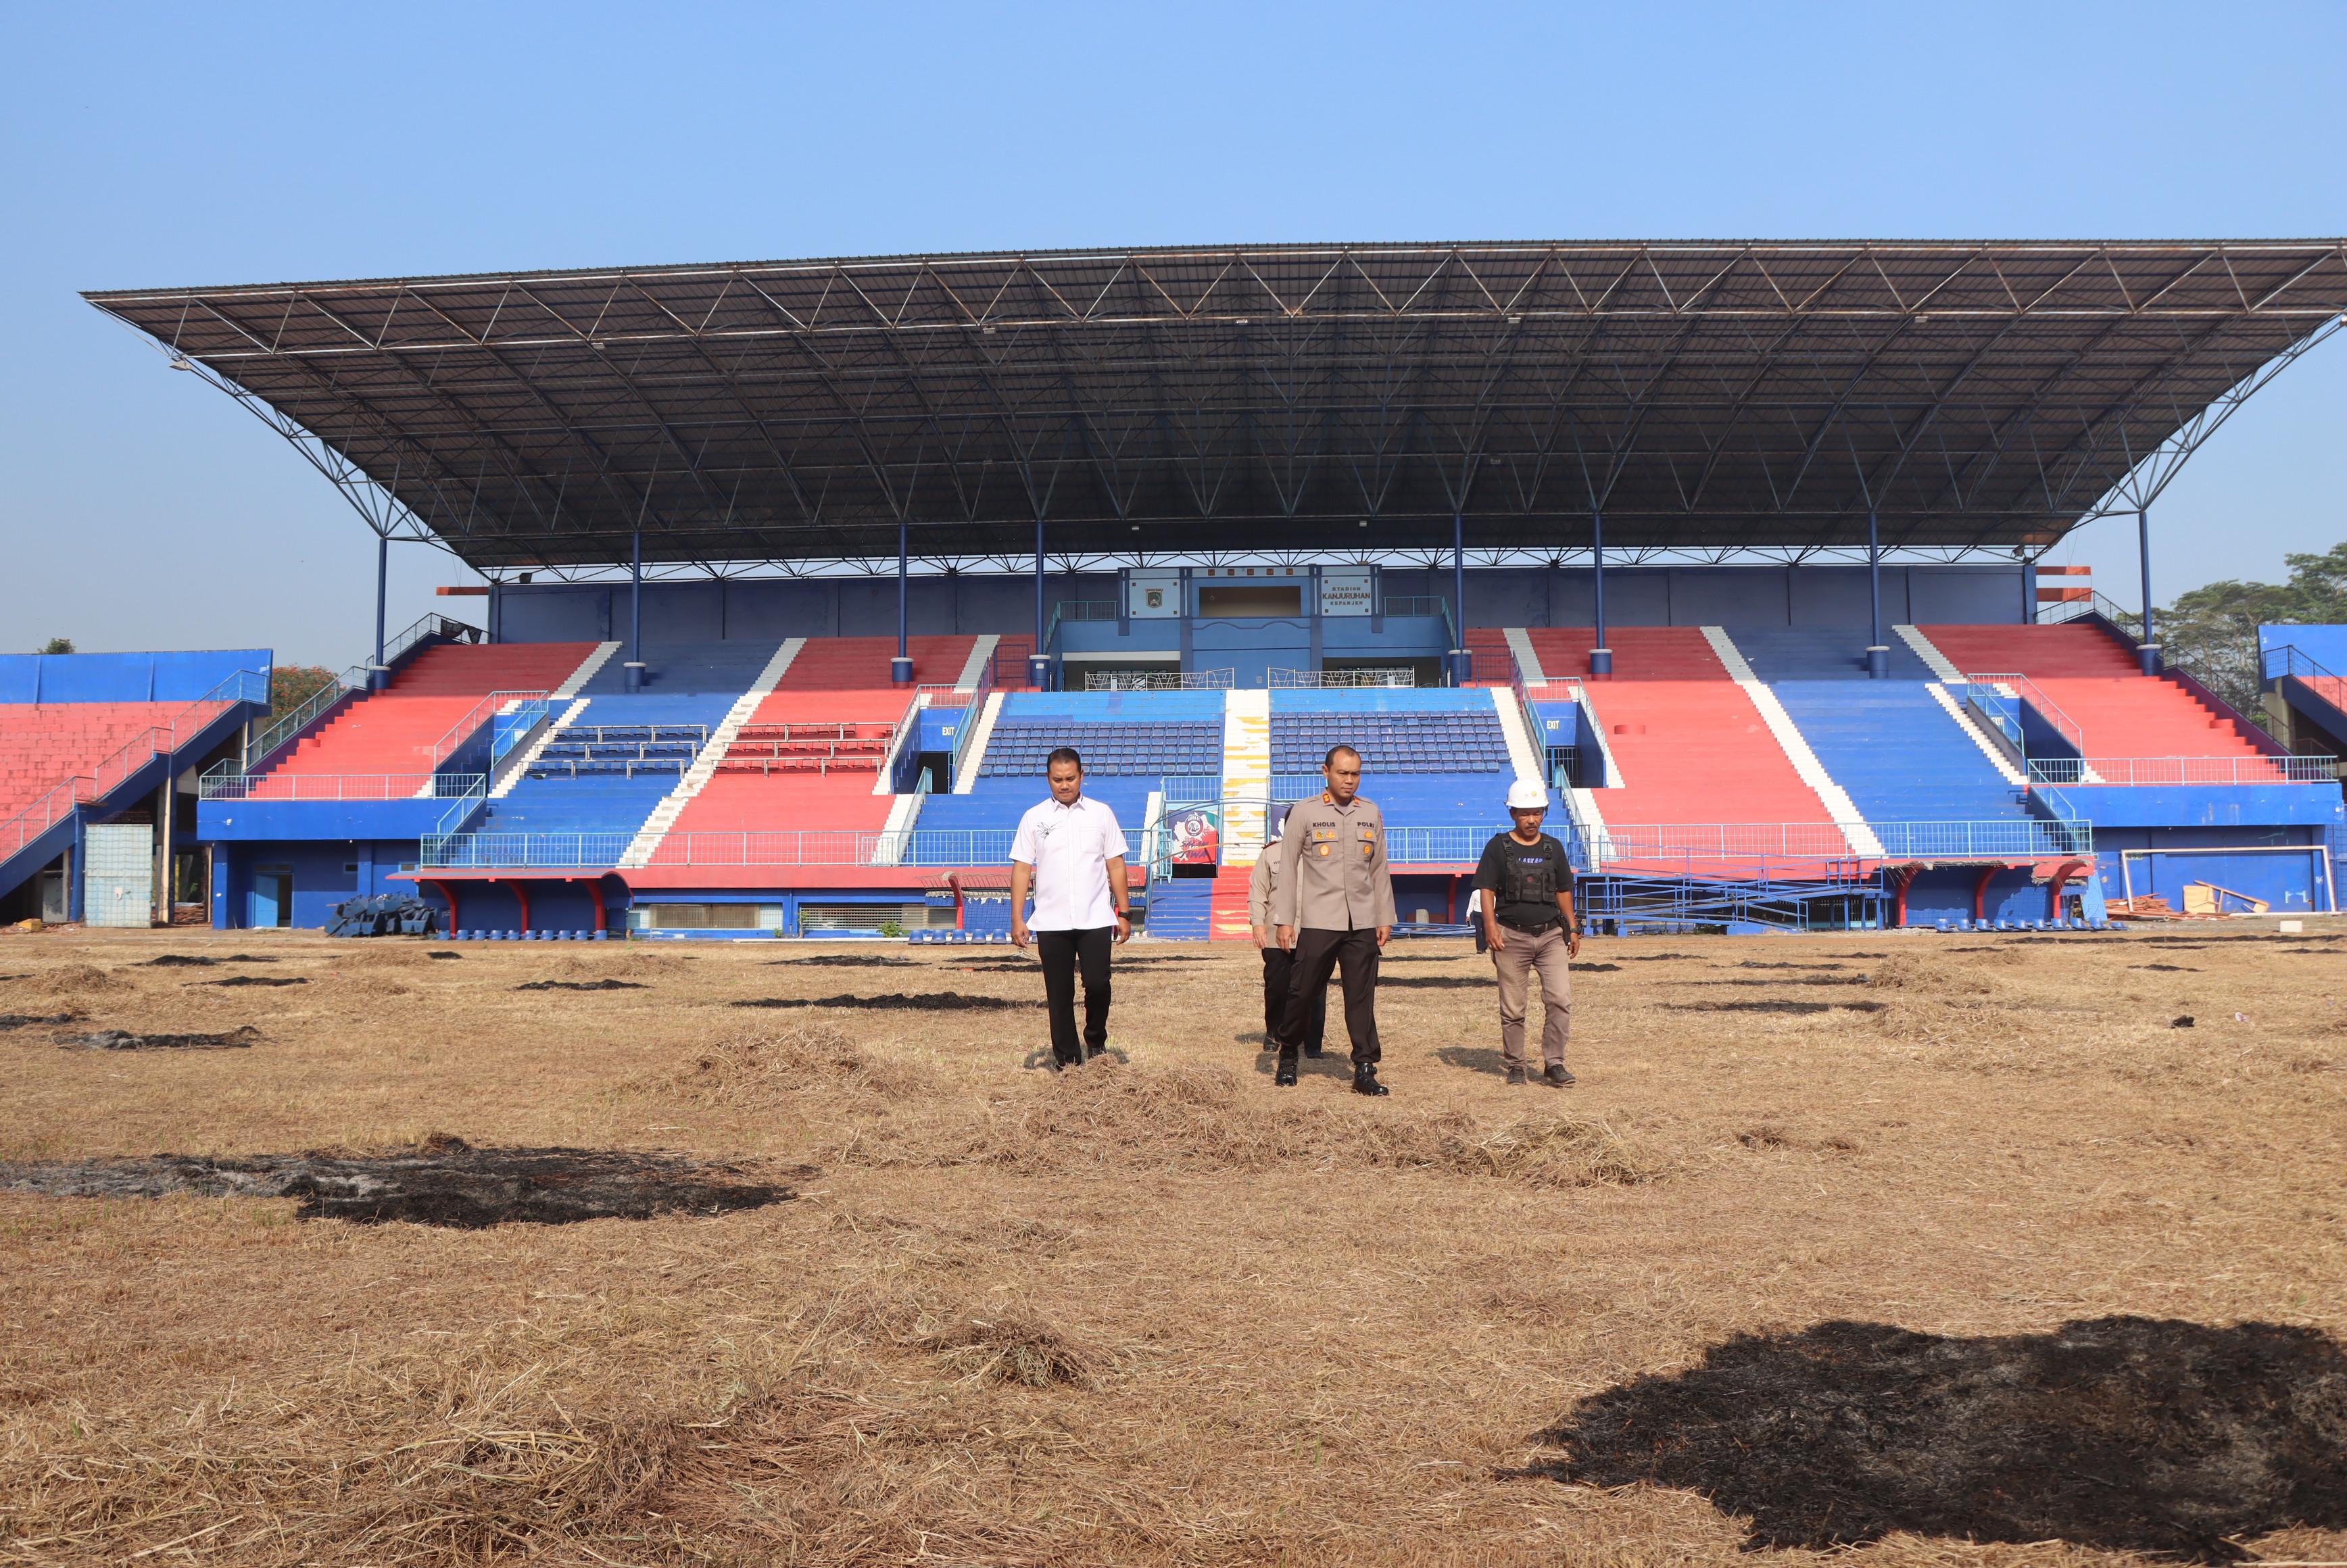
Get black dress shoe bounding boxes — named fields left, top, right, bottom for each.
left=1353, top=1062, right=1389, bottom=1096
left=1275, top=1060, right=1299, bottom=1087
left=1545, top=1063, right=1577, bottom=1087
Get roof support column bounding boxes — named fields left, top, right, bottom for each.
left=891, top=518, right=913, bottom=685
left=368, top=533, right=390, bottom=692
left=1445, top=510, right=1472, bottom=687
left=1030, top=517, right=1053, bottom=691
left=623, top=530, right=647, bottom=691
left=1589, top=511, right=1612, bottom=677
left=2136, top=508, right=2162, bottom=675
left=1865, top=510, right=1889, bottom=678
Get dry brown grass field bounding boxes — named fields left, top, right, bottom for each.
left=1, top=921, right=2343, bottom=1567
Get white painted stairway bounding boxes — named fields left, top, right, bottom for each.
left=488, top=641, right=623, bottom=800
left=619, top=638, right=802, bottom=868
left=1219, top=689, right=1272, bottom=865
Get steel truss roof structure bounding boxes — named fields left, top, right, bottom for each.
left=87, top=241, right=2347, bottom=576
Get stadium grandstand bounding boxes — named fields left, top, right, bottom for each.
left=16, top=239, right=2344, bottom=936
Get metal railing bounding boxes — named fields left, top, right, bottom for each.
left=1378, top=595, right=1447, bottom=619
left=0, top=667, right=269, bottom=865
left=948, top=659, right=998, bottom=785
left=419, top=826, right=1025, bottom=870
left=1956, top=672, right=2084, bottom=756
left=1267, top=666, right=1416, bottom=689
left=198, top=771, right=483, bottom=802
left=1088, top=668, right=1236, bottom=691
left=419, top=689, right=552, bottom=769
left=2265, top=642, right=2347, bottom=687
left=1572, top=818, right=2091, bottom=870
left=1056, top=599, right=1120, bottom=622
left=433, top=774, right=490, bottom=838
left=2029, top=755, right=2339, bottom=787
left=2037, top=589, right=2137, bottom=629
left=385, top=612, right=484, bottom=664
left=237, top=667, right=364, bottom=773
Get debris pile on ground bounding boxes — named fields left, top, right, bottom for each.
left=1525, top=1316, right=2347, bottom=1561
left=1663, top=999, right=1886, bottom=1014
left=4, top=964, right=127, bottom=996
left=0, top=1137, right=802, bottom=1227
left=732, top=992, right=1040, bottom=1012
left=662, top=1023, right=940, bottom=1106
left=515, top=978, right=648, bottom=991
left=769, top=954, right=913, bottom=968
left=325, top=891, right=441, bottom=937
left=56, top=1025, right=258, bottom=1051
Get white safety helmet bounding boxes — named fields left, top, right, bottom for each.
left=1506, top=776, right=1551, bottom=812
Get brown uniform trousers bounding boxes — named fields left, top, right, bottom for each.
left=1491, top=924, right=1572, bottom=1070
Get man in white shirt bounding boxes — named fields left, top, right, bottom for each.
left=1010, top=747, right=1132, bottom=1068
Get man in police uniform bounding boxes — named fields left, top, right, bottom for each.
left=1249, top=819, right=1326, bottom=1057
left=1272, top=744, right=1396, bottom=1094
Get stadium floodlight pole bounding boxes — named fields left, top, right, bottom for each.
left=890, top=517, right=913, bottom=685
left=625, top=529, right=646, bottom=692
left=2136, top=508, right=2160, bottom=675
left=1589, top=511, right=1612, bottom=677
left=369, top=532, right=389, bottom=691
left=1865, top=510, right=1889, bottom=678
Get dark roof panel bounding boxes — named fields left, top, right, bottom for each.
left=86, top=240, right=2347, bottom=570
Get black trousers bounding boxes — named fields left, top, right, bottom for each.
left=1261, top=946, right=1327, bottom=1052
left=1037, top=927, right=1113, bottom=1066
left=1282, top=926, right=1380, bottom=1065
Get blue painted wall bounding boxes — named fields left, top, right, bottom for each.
left=490, top=564, right=2027, bottom=649
left=0, top=649, right=272, bottom=704
left=2260, top=623, right=2347, bottom=676
left=2053, top=784, right=2344, bottom=829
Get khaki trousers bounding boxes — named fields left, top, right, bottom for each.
left=1491, top=924, right=1571, bottom=1069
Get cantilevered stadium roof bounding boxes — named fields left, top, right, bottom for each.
left=86, top=241, right=2347, bottom=572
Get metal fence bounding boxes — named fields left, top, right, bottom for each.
left=2265, top=641, right=2347, bottom=686
left=1378, top=596, right=1447, bottom=618
left=199, top=772, right=482, bottom=802
left=2028, top=756, right=2338, bottom=786
left=420, top=827, right=1023, bottom=871
left=1266, top=667, right=1415, bottom=688
left=1956, top=672, right=2085, bottom=756
left=1085, top=668, right=1236, bottom=691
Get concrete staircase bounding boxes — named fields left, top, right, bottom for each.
left=1219, top=689, right=1272, bottom=864
left=1701, top=627, right=1885, bottom=859
left=952, top=692, right=1007, bottom=793
left=619, top=638, right=802, bottom=867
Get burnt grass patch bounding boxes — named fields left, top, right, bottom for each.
left=769, top=954, right=913, bottom=968
left=56, top=1026, right=259, bottom=1051
left=208, top=975, right=308, bottom=987
left=0, top=1137, right=800, bottom=1227
left=733, top=992, right=1040, bottom=1012
left=514, top=978, right=648, bottom=991
left=1662, top=1000, right=1886, bottom=1015
left=1522, top=1316, right=2347, bottom=1561
left=0, top=1012, right=77, bottom=1031
left=142, top=954, right=279, bottom=967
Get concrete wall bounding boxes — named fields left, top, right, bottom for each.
left=493, top=564, right=2028, bottom=646
left=0, top=649, right=273, bottom=704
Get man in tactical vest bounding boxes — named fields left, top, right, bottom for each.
left=1272, top=744, right=1396, bottom=1095
left=1249, top=818, right=1326, bottom=1056
left=1473, top=777, right=1580, bottom=1086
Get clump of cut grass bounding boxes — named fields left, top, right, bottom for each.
left=831, top=1062, right=1667, bottom=1186
left=918, top=1310, right=1105, bottom=1389
left=4, top=962, right=126, bottom=997
left=1437, top=1115, right=1660, bottom=1187
left=663, top=1023, right=938, bottom=1106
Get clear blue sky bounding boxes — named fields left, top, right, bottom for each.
left=4, top=1, right=2342, bottom=665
